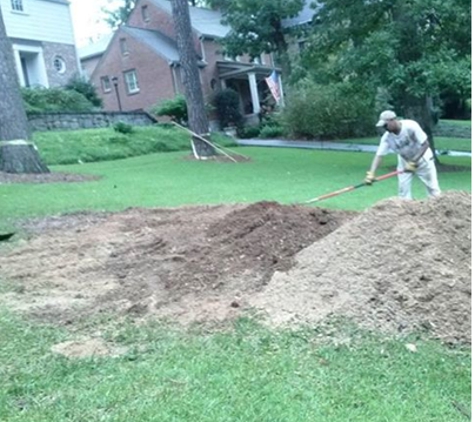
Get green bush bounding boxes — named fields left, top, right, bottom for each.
left=113, top=121, right=134, bottom=134
left=65, top=74, right=103, bottom=108
left=282, top=80, right=375, bottom=140
left=237, top=125, right=261, bottom=139
left=212, top=88, right=244, bottom=130
left=259, top=125, right=285, bottom=138
left=150, top=95, right=188, bottom=125
left=22, top=87, right=95, bottom=113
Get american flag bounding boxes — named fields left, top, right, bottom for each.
left=265, top=70, right=281, bottom=103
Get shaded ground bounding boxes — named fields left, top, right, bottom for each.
left=0, top=192, right=471, bottom=344
left=0, top=171, right=100, bottom=184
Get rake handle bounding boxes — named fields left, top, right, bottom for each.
left=305, top=170, right=401, bottom=204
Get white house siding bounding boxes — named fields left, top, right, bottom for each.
left=1, top=0, right=79, bottom=87
left=1, top=0, right=75, bottom=44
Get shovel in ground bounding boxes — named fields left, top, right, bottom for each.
left=303, top=170, right=401, bottom=204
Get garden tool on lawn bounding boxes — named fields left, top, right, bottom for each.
left=303, top=170, right=401, bottom=204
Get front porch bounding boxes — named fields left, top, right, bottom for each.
left=216, top=61, right=283, bottom=121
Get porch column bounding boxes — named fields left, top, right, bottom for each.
left=247, top=72, right=260, bottom=114
left=11, top=45, right=25, bottom=86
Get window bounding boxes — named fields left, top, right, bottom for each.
left=11, top=0, right=23, bottom=11
left=101, top=76, right=111, bottom=93
left=124, top=70, right=139, bottom=94
left=141, top=5, right=150, bottom=22
left=120, top=38, right=129, bottom=55
left=53, top=56, right=66, bottom=74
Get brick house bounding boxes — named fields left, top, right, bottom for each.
left=78, top=33, right=113, bottom=80
left=89, top=0, right=283, bottom=124
left=1, top=0, right=80, bottom=87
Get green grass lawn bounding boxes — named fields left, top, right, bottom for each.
left=0, top=312, right=471, bottom=422
left=339, top=136, right=472, bottom=152
left=0, top=147, right=470, bottom=225
left=0, top=132, right=471, bottom=422
left=440, top=119, right=471, bottom=128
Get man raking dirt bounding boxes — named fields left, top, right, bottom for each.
left=365, top=110, right=441, bottom=199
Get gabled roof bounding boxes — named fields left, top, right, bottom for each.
left=282, top=0, right=322, bottom=27
left=78, top=34, right=113, bottom=60
left=122, top=26, right=180, bottom=63
left=40, top=0, right=69, bottom=4
left=148, top=0, right=229, bottom=38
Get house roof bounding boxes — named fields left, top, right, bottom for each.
left=40, top=0, right=69, bottom=4
left=78, top=34, right=113, bottom=60
left=148, top=0, right=229, bottom=38
left=282, top=0, right=322, bottom=27
left=122, top=26, right=180, bottom=63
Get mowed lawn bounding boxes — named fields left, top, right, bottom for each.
left=0, top=134, right=471, bottom=422
left=0, top=146, right=471, bottom=223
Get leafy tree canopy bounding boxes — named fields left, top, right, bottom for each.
left=299, top=0, right=470, bottom=109
left=207, top=0, right=306, bottom=76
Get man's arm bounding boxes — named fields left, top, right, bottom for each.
left=413, top=140, right=429, bottom=162
left=369, top=154, right=383, bottom=173
left=405, top=140, right=430, bottom=172
left=365, top=154, right=384, bottom=184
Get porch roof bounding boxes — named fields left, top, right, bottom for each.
left=216, top=61, right=280, bottom=80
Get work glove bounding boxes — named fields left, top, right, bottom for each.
left=404, top=161, right=417, bottom=173
left=364, top=171, right=376, bottom=185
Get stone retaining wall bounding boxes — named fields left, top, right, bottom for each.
left=28, top=111, right=157, bottom=132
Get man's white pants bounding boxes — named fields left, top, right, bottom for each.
left=397, top=155, right=441, bottom=199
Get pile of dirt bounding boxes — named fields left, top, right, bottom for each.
left=0, top=203, right=354, bottom=325
left=250, top=191, right=471, bottom=343
left=0, top=191, right=470, bottom=343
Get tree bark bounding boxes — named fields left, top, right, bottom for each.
left=0, top=7, right=49, bottom=173
left=402, top=95, right=439, bottom=164
left=171, top=0, right=216, bottom=157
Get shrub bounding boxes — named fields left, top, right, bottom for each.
left=237, top=125, right=261, bottom=139
left=281, top=80, right=375, bottom=140
left=22, top=87, right=95, bottom=113
left=113, top=121, right=134, bottom=134
left=150, top=95, right=188, bottom=125
left=65, top=74, right=103, bottom=108
left=212, top=88, right=244, bottom=130
left=259, top=125, right=285, bottom=139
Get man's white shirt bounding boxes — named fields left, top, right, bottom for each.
left=376, top=119, right=433, bottom=162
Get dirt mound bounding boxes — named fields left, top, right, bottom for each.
left=0, top=203, right=354, bottom=325
left=0, top=191, right=470, bottom=343
left=250, top=191, right=471, bottom=343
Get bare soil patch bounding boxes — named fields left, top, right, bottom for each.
left=0, top=191, right=470, bottom=343
left=0, top=171, right=100, bottom=184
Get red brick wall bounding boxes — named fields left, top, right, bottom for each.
left=93, top=0, right=276, bottom=113
left=128, top=0, right=202, bottom=53
left=91, top=29, right=177, bottom=112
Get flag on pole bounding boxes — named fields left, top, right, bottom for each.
left=265, top=70, right=281, bottom=103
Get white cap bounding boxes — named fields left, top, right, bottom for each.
left=376, top=110, right=397, bottom=127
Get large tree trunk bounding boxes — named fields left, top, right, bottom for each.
left=171, top=0, right=215, bottom=158
left=402, top=95, right=439, bottom=164
left=0, top=7, right=49, bottom=173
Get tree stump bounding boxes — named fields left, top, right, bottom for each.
left=0, top=140, right=50, bottom=174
